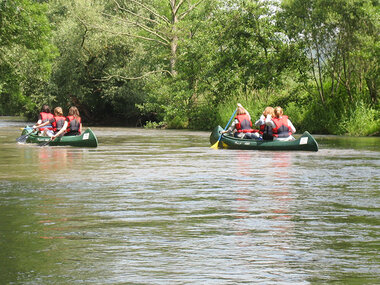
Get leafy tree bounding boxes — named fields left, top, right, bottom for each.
left=166, top=0, right=297, bottom=128
left=278, top=0, right=379, bottom=105
left=0, top=0, right=56, bottom=116
left=46, top=0, right=146, bottom=124
left=94, top=0, right=217, bottom=126
left=45, top=0, right=213, bottom=125
left=99, top=0, right=208, bottom=77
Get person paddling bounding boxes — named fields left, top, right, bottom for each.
left=222, top=103, right=261, bottom=139
left=33, top=104, right=54, bottom=136
left=34, top=107, right=66, bottom=137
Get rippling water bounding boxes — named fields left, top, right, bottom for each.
left=0, top=118, right=379, bottom=284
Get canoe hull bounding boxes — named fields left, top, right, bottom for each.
left=210, top=126, right=318, bottom=151
left=22, top=127, right=98, bottom=147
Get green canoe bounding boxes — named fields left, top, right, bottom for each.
left=210, top=125, right=318, bottom=151
left=21, top=127, right=98, bottom=147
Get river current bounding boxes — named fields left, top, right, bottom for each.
left=0, top=117, right=379, bottom=284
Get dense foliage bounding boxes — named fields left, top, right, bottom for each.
left=0, top=0, right=379, bottom=135
left=0, top=0, right=56, bottom=116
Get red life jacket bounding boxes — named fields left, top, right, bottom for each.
left=66, top=116, right=81, bottom=134
left=39, top=112, right=54, bottom=131
left=51, top=116, right=66, bottom=132
left=235, top=114, right=254, bottom=133
left=272, top=115, right=292, bottom=137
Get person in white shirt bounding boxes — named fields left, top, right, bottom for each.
left=255, top=106, right=275, bottom=140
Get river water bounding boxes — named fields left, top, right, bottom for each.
left=0, top=117, right=379, bottom=284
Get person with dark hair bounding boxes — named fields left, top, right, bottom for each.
left=33, top=104, right=53, bottom=135
left=34, top=107, right=66, bottom=137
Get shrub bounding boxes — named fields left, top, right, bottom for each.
left=339, top=101, right=380, bottom=136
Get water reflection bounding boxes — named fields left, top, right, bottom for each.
left=234, top=151, right=252, bottom=218
left=317, top=135, right=380, bottom=151
left=37, top=148, right=83, bottom=172
left=268, top=152, right=293, bottom=223
left=232, top=151, right=297, bottom=278
left=1, top=120, right=379, bottom=284
left=38, top=192, right=71, bottom=240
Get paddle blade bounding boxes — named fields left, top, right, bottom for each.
left=16, top=129, right=34, bottom=143
left=210, top=141, right=220, bottom=149
left=16, top=133, right=29, bottom=142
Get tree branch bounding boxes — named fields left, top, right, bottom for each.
left=80, top=17, right=170, bottom=46
left=173, top=0, right=185, bottom=15
left=179, top=0, right=204, bottom=20
left=113, top=0, right=170, bottom=25
left=116, top=31, right=169, bottom=46
left=102, top=12, right=170, bottom=45
left=97, top=70, right=173, bottom=81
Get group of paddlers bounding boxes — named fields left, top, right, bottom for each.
left=33, top=105, right=82, bottom=140
left=32, top=103, right=294, bottom=141
left=222, top=103, right=296, bottom=141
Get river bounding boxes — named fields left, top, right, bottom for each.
left=0, top=117, right=379, bottom=284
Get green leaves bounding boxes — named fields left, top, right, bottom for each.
left=1, top=0, right=378, bottom=135
left=0, top=0, right=55, bottom=116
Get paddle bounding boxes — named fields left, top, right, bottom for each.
left=210, top=107, right=238, bottom=149
left=16, top=128, right=36, bottom=143
left=39, top=137, right=53, bottom=147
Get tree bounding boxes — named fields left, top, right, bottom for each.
left=0, top=0, right=56, bottom=115
left=47, top=0, right=146, bottom=124
left=278, top=0, right=379, bottom=105
left=176, top=0, right=294, bottom=105
left=93, top=0, right=208, bottom=77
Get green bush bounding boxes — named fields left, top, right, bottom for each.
left=144, top=121, right=161, bottom=129
left=187, top=102, right=218, bottom=130
left=339, top=101, right=380, bottom=136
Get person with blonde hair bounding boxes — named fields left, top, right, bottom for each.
left=222, top=103, right=260, bottom=139
left=255, top=106, right=275, bottom=140
left=34, top=107, right=66, bottom=137
left=266, top=106, right=296, bottom=141
left=49, top=106, right=83, bottom=140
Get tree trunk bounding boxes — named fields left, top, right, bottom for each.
left=169, top=0, right=179, bottom=76
left=310, top=46, right=324, bottom=104
left=366, top=77, right=377, bottom=104
left=170, top=34, right=178, bottom=76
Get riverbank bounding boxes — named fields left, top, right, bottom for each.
left=5, top=115, right=380, bottom=137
